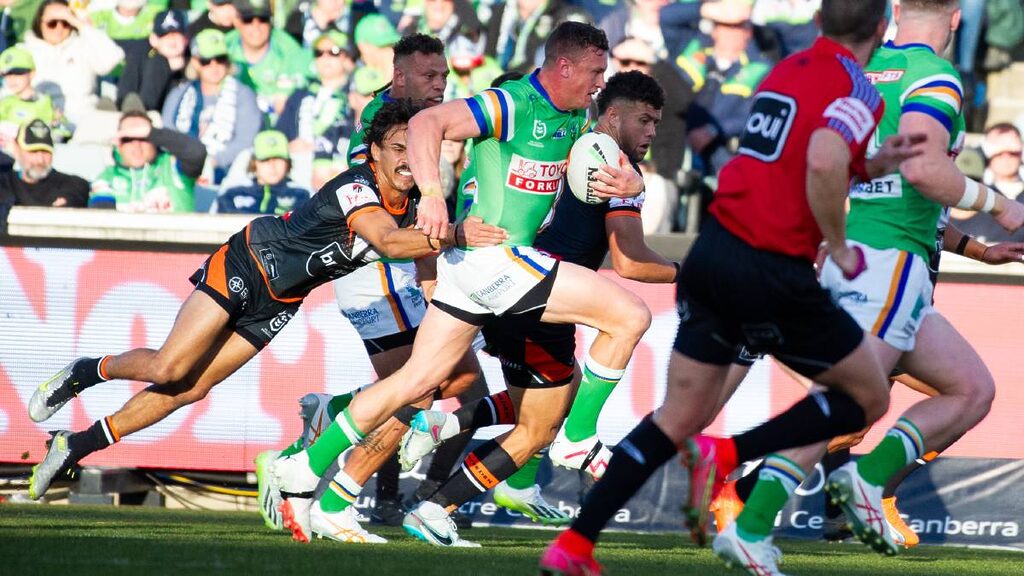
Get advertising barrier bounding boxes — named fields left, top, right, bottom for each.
left=1, top=245, right=1022, bottom=547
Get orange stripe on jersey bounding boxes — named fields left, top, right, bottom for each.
left=485, top=90, right=503, bottom=139
left=376, top=262, right=408, bottom=332
left=206, top=244, right=231, bottom=299
left=871, top=251, right=909, bottom=336
left=504, top=247, right=546, bottom=280
left=465, top=453, right=500, bottom=489
left=244, top=224, right=304, bottom=304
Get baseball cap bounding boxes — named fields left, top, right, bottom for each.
left=253, top=130, right=290, bottom=161
left=352, top=67, right=385, bottom=96
left=703, top=0, right=753, bottom=25
left=17, top=119, right=54, bottom=154
left=192, top=29, right=229, bottom=59
left=354, top=14, right=401, bottom=48
left=235, top=0, right=271, bottom=19
left=315, top=29, right=352, bottom=53
left=0, top=46, right=34, bottom=75
left=153, top=9, right=187, bottom=37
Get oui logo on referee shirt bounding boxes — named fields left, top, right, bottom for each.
left=738, top=92, right=798, bottom=163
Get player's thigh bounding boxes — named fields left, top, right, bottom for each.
left=900, top=312, right=994, bottom=399
left=368, top=344, right=414, bottom=380
left=153, top=290, right=234, bottom=373
left=812, top=333, right=896, bottom=421
left=390, top=305, right=480, bottom=398
left=175, top=328, right=260, bottom=402
left=507, top=384, right=574, bottom=444
left=539, top=261, right=650, bottom=336
left=655, top=351, right=731, bottom=442
left=892, top=372, right=940, bottom=398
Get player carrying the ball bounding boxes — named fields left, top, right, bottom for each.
left=271, top=22, right=648, bottom=547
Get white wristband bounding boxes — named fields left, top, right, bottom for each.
left=957, top=177, right=980, bottom=210
left=981, top=186, right=997, bottom=213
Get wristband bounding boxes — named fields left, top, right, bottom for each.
left=420, top=183, right=444, bottom=198
left=427, top=236, right=440, bottom=250
left=954, top=234, right=971, bottom=256
left=956, top=177, right=980, bottom=210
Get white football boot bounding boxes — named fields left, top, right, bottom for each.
left=310, top=501, right=387, bottom=544
left=270, top=451, right=320, bottom=543
left=402, top=501, right=480, bottom=548
left=548, top=427, right=613, bottom=480
left=825, top=462, right=901, bottom=556
left=398, top=410, right=459, bottom=472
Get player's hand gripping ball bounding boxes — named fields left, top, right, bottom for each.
left=567, top=132, right=621, bottom=205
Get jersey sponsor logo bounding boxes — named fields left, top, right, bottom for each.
left=865, top=69, right=905, bottom=84
left=824, top=97, right=875, bottom=144
left=553, top=128, right=567, bottom=139
left=737, top=92, right=797, bottom=162
left=259, top=248, right=280, bottom=280
left=850, top=173, right=902, bottom=200
left=335, top=182, right=379, bottom=214
left=228, top=276, right=245, bottom=293
left=506, top=154, right=567, bottom=195
left=306, top=242, right=346, bottom=276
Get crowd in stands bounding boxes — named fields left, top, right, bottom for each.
left=0, top=0, right=1021, bottom=236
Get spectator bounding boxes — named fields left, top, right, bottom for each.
left=445, top=34, right=503, bottom=100
left=117, top=9, right=189, bottom=112
left=601, top=0, right=670, bottom=59
left=0, top=119, right=88, bottom=206
left=568, top=0, right=622, bottom=24
left=751, top=0, right=819, bottom=58
left=284, top=0, right=353, bottom=49
left=0, top=46, right=66, bottom=145
left=406, top=0, right=482, bottom=48
left=676, top=0, right=769, bottom=175
left=348, top=65, right=384, bottom=120
left=353, top=13, right=400, bottom=81
left=22, top=0, right=124, bottom=139
left=187, top=0, right=239, bottom=37
left=226, top=0, right=310, bottom=119
left=277, top=29, right=354, bottom=190
left=215, top=129, right=310, bottom=213
left=89, top=0, right=161, bottom=42
left=90, top=109, right=208, bottom=213
left=0, top=0, right=18, bottom=54
left=485, top=0, right=592, bottom=73
left=954, top=124, right=1024, bottom=242
left=163, top=28, right=261, bottom=186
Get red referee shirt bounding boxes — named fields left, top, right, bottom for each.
left=710, top=37, right=884, bottom=262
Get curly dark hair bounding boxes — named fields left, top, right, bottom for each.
left=394, top=33, right=445, bottom=63
left=597, top=71, right=665, bottom=116
left=490, top=71, right=524, bottom=88
left=543, top=22, right=608, bottom=65
left=365, top=99, right=422, bottom=161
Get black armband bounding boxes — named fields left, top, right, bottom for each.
left=954, top=234, right=972, bottom=256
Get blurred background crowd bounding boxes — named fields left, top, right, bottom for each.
left=0, top=0, right=1021, bottom=237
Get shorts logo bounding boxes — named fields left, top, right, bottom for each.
left=228, top=277, right=245, bottom=293
left=738, top=92, right=797, bottom=162
left=268, top=311, right=293, bottom=333
left=471, top=274, right=514, bottom=302
left=346, top=307, right=380, bottom=329
left=506, top=153, right=566, bottom=195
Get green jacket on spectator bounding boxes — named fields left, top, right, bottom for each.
left=226, top=28, right=310, bottom=114
left=90, top=150, right=194, bottom=212
left=90, top=5, right=162, bottom=41
left=675, top=39, right=770, bottom=98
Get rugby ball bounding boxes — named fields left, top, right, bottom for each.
left=567, top=132, right=620, bottom=204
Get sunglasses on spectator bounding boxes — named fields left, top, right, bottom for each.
left=314, top=46, right=346, bottom=58
left=993, top=150, right=1023, bottom=158
left=241, top=15, right=269, bottom=24
left=44, top=19, right=71, bottom=30
left=615, top=58, right=651, bottom=68
left=119, top=136, right=147, bottom=144
left=198, top=55, right=230, bottom=66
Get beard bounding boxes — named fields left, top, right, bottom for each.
left=24, top=165, right=52, bottom=182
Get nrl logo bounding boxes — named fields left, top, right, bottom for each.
left=533, top=120, right=547, bottom=140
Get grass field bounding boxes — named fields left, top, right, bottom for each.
left=1, top=504, right=1021, bottom=575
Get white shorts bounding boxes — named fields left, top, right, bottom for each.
left=820, top=241, right=934, bottom=352
left=334, top=260, right=426, bottom=341
left=432, top=246, right=558, bottom=322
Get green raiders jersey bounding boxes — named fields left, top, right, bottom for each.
left=347, top=89, right=393, bottom=166
left=847, top=41, right=966, bottom=259
left=459, top=71, right=591, bottom=246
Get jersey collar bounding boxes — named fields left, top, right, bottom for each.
left=883, top=40, right=936, bottom=54
left=812, top=36, right=857, bottom=62
left=529, top=69, right=568, bottom=114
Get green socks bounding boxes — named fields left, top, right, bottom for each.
left=563, top=355, right=625, bottom=442
left=856, top=417, right=925, bottom=487
left=505, top=451, right=545, bottom=490
left=735, top=454, right=808, bottom=540
left=306, top=408, right=366, bottom=476
left=319, top=469, right=363, bottom=513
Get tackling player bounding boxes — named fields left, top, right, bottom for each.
left=27, top=101, right=507, bottom=505
left=271, top=22, right=650, bottom=547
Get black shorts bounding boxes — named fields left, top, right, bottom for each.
left=481, top=315, right=576, bottom=389
left=189, top=231, right=301, bottom=351
left=673, top=216, right=863, bottom=379
left=362, top=327, right=418, bottom=355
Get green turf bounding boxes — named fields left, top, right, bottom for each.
left=0, top=505, right=1020, bottom=575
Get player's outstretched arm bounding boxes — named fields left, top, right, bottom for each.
left=900, top=112, right=1024, bottom=232
left=407, top=101, right=483, bottom=239
left=943, top=222, right=1024, bottom=264
left=806, top=128, right=864, bottom=279
left=605, top=213, right=678, bottom=283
